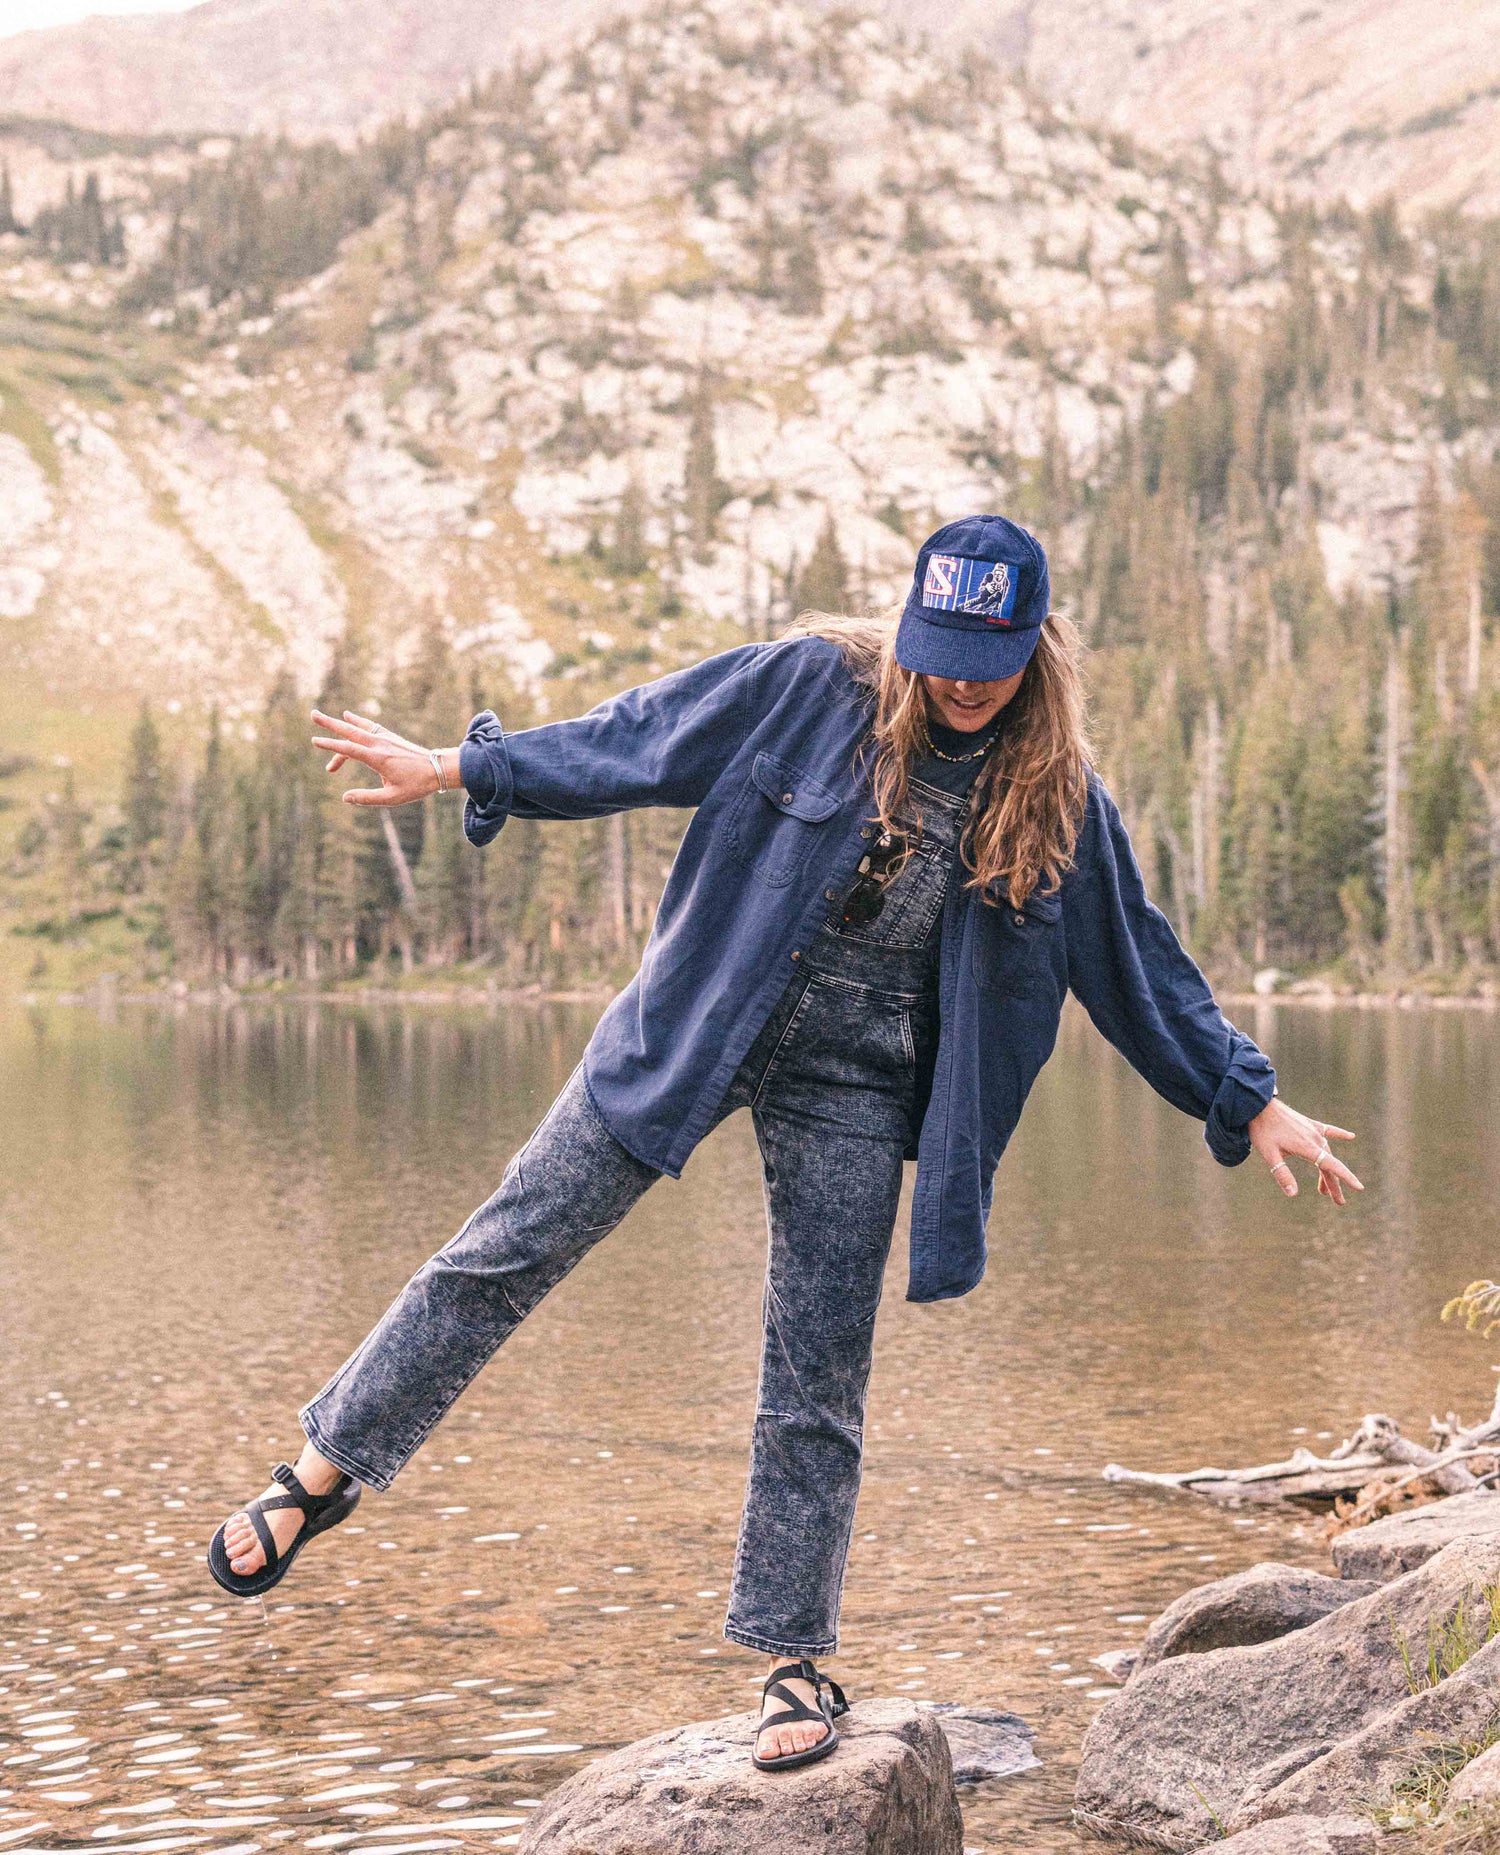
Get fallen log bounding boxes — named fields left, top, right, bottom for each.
left=1103, top=1402, right=1497, bottom=1509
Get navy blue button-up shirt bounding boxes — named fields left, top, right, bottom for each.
left=459, top=635, right=1276, bottom=1303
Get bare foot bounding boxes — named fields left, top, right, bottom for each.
left=221, top=1442, right=343, bottom=1577
left=756, top=1660, right=832, bottom=1762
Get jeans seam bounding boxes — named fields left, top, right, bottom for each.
left=297, top=1409, right=391, bottom=1492
left=802, top=968, right=925, bottom=1002
left=749, top=981, right=813, bottom=1110
left=723, top=1621, right=838, bottom=1656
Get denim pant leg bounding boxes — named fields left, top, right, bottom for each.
left=722, top=1094, right=906, bottom=1658
left=300, top=1066, right=660, bottom=1491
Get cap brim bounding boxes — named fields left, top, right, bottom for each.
left=894, top=608, right=1040, bottom=681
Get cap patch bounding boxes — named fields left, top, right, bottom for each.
left=920, top=553, right=1020, bottom=624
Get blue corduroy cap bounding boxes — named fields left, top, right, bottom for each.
left=894, top=513, right=1050, bottom=681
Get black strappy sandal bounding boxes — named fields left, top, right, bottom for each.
left=752, top=1658, right=849, bottom=1773
left=207, top=1461, right=361, bottom=1598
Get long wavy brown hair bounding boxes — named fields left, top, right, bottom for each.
left=788, top=608, right=1092, bottom=908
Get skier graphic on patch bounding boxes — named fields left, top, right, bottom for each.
left=960, top=560, right=1011, bottom=619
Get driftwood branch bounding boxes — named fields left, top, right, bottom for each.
left=1103, top=1409, right=1494, bottom=1508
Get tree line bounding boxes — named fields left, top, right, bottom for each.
left=10, top=626, right=692, bottom=989
left=1071, top=206, right=1500, bottom=984
left=12, top=190, right=1500, bottom=992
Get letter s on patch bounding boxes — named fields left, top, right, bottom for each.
left=923, top=554, right=959, bottom=601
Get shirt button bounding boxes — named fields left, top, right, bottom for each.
left=1013, top=913, right=1025, bottom=926
left=825, top=888, right=838, bottom=901
left=790, top=950, right=801, bottom=961
left=782, top=791, right=795, bottom=803
left=860, top=826, right=873, bottom=839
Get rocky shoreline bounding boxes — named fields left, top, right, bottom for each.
left=1076, top=1492, right=1500, bottom=1849
left=503, top=1481, right=1500, bottom=1853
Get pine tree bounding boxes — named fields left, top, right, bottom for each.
left=122, top=702, right=165, bottom=893
left=0, top=164, right=18, bottom=237
left=612, top=475, right=650, bottom=575
left=684, top=371, right=719, bottom=562
left=782, top=228, right=824, bottom=314
left=794, top=512, right=849, bottom=616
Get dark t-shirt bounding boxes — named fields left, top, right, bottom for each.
left=912, top=713, right=1004, bottom=797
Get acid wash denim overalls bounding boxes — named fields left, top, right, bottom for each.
left=304, top=773, right=973, bottom=1656
left=302, top=634, right=1277, bottom=1658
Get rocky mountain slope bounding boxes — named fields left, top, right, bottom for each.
left=0, top=0, right=602, bottom=143
left=0, top=0, right=1484, bottom=720
left=2, top=0, right=1499, bottom=991
left=0, top=0, right=1259, bottom=723
left=1004, top=0, right=1500, bottom=218
left=4, top=0, right=1500, bottom=218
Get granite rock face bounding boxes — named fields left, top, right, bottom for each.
left=1446, top=1739, right=1500, bottom=1812
left=1205, top=1815, right=1382, bottom=1855
left=1074, top=1534, right=1500, bottom=1849
left=517, top=1697, right=963, bottom=1854
left=1330, top=1490, right=1500, bottom=1583
left=919, top=1703, right=1039, bottom=1784
left=1135, top=1564, right=1377, bottom=1674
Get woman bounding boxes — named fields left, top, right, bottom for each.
left=209, top=513, right=1360, bottom=1772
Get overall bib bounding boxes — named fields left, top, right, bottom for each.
left=303, top=772, right=973, bottom=1656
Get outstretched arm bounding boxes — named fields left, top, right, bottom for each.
left=310, top=639, right=772, bottom=833
left=1064, top=774, right=1362, bottom=1205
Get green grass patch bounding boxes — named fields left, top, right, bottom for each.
left=1392, top=1584, right=1500, bottom=1695
left=0, top=369, right=60, bottom=483
left=1376, top=1720, right=1500, bottom=1829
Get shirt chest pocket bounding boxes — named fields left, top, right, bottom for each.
left=723, top=751, right=841, bottom=889
left=972, top=885, right=1064, bottom=995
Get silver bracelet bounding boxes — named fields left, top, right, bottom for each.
left=429, top=748, right=448, bottom=794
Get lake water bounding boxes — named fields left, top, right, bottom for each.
left=4, top=996, right=1500, bottom=1853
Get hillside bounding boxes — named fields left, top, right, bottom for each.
left=0, top=0, right=602, bottom=141
left=1, top=0, right=1498, bottom=996
left=4, top=0, right=1500, bottom=218
left=1006, top=0, right=1500, bottom=218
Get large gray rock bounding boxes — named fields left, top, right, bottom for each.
left=1074, top=1533, right=1500, bottom=1849
left=1331, top=1490, right=1500, bottom=1583
left=1230, top=1635, right=1500, bottom=1827
left=1446, top=1738, right=1500, bottom=1811
left=516, top=1698, right=963, bottom=1854
left=1136, top=1564, right=1377, bottom=1673
left=1208, top=1816, right=1381, bottom=1854
left=918, top=1702, right=1039, bottom=1783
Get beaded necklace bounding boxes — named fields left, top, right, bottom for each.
left=924, top=719, right=1002, bottom=764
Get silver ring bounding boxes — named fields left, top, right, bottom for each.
left=1315, top=1145, right=1333, bottom=1166
left=1270, top=1159, right=1292, bottom=1175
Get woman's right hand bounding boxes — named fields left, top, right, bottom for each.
left=311, top=709, right=458, bottom=807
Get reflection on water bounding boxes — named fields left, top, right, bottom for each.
left=4, top=997, right=1500, bottom=1852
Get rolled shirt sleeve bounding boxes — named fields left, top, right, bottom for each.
left=1064, top=773, right=1276, bottom=1164
left=455, top=641, right=767, bottom=850
left=459, top=710, right=513, bottom=847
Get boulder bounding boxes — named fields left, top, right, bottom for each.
left=1207, top=1815, right=1381, bottom=1854
left=918, top=1703, right=1039, bottom=1783
left=1135, top=1564, right=1377, bottom=1673
left=1446, top=1739, right=1500, bottom=1812
left=516, top=1697, right=963, bottom=1854
left=1230, top=1635, right=1500, bottom=1827
left=1331, top=1490, right=1500, bottom=1583
left=1074, top=1533, right=1500, bottom=1850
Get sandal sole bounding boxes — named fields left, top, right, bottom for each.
left=207, top=1483, right=361, bottom=1598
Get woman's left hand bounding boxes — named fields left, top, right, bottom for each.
left=1248, top=1097, right=1362, bottom=1204
left=311, top=709, right=448, bottom=807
